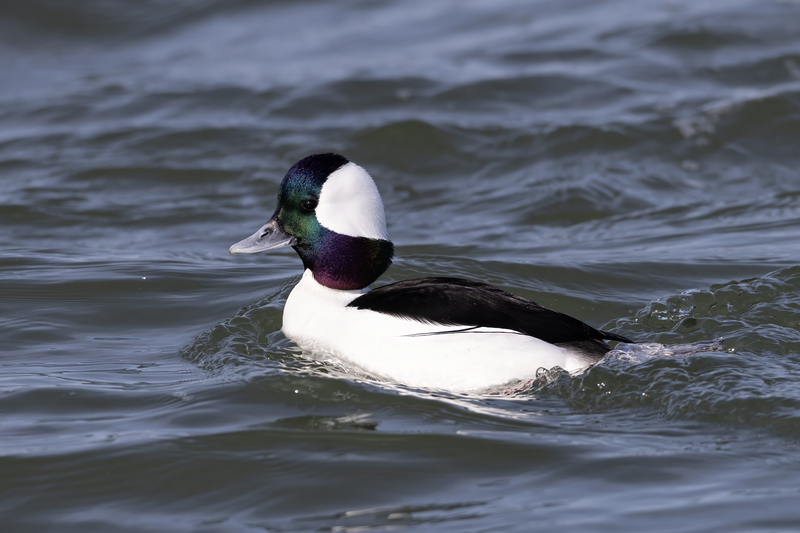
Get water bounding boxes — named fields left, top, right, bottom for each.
left=3, top=0, right=800, bottom=530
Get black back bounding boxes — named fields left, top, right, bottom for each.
left=347, top=277, right=633, bottom=355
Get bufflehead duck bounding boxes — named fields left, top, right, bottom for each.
left=230, top=153, right=632, bottom=392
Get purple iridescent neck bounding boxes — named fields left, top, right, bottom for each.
left=293, top=228, right=394, bottom=290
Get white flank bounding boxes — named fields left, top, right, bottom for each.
left=315, top=162, right=389, bottom=240
left=282, top=271, right=595, bottom=392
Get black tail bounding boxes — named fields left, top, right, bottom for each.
left=599, top=330, right=635, bottom=344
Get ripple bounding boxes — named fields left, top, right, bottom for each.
left=178, top=276, right=296, bottom=376
left=610, top=266, right=800, bottom=345
left=5, top=0, right=800, bottom=530
left=524, top=266, right=800, bottom=433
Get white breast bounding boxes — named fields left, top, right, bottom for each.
left=282, top=270, right=594, bottom=392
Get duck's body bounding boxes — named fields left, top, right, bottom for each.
left=282, top=270, right=598, bottom=391
left=230, top=153, right=631, bottom=392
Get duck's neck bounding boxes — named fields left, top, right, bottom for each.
left=293, top=228, right=394, bottom=290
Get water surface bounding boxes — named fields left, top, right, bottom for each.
left=3, top=0, right=800, bottom=531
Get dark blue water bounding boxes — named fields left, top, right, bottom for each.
left=3, top=0, right=800, bottom=531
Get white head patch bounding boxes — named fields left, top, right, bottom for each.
left=315, top=162, right=389, bottom=241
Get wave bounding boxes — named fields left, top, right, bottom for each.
left=527, top=266, right=800, bottom=433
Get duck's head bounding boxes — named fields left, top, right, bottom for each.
left=230, top=153, right=394, bottom=291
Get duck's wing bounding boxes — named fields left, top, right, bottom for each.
left=347, top=277, right=633, bottom=353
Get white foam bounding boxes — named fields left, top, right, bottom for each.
left=600, top=340, right=727, bottom=364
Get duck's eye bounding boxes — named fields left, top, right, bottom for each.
left=301, top=199, right=318, bottom=212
